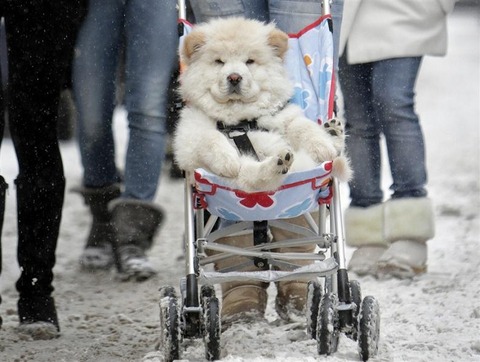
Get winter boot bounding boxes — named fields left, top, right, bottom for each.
left=214, top=233, right=269, bottom=329
left=110, top=199, right=164, bottom=281
left=344, top=204, right=388, bottom=276
left=270, top=214, right=317, bottom=322
left=74, top=184, right=121, bottom=270
left=17, top=295, right=59, bottom=340
left=15, top=175, right=65, bottom=339
left=377, top=197, right=434, bottom=278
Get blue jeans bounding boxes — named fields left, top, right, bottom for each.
left=189, top=0, right=344, bottom=70
left=73, top=0, right=178, bottom=200
left=339, top=56, right=428, bottom=207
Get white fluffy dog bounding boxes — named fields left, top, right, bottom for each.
left=174, top=17, right=350, bottom=192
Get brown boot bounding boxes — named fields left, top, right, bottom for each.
left=214, top=234, right=269, bottom=329
left=220, top=282, right=268, bottom=328
left=270, top=214, right=317, bottom=322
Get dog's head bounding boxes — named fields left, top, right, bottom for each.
left=180, top=17, right=293, bottom=123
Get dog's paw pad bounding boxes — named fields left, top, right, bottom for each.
left=324, top=118, right=344, bottom=137
left=275, top=151, right=293, bottom=174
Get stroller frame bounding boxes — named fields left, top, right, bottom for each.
left=159, top=1, right=380, bottom=361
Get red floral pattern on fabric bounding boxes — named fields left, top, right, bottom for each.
left=234, top=190, right=275, bottom=208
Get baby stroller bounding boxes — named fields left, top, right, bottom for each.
left=159, top=1, right=381, bottom=361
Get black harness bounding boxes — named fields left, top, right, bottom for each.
left=216, top=119, right=267, bottom=160
left=216, top=119, right=274, bottom=269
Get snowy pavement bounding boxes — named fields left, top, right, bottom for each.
left=0, top=4, right=479, bottom=362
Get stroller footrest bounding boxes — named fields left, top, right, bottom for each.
left=199, top=258, right=337, bottom=284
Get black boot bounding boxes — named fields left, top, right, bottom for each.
left=110, top=199, right=164, bottom=281
left=74, top=184, right=121, bottom=270
left=17, top=295, right=59, bottom=340
left=15, top=175, right=65, bottom=339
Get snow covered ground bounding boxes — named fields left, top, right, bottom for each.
left=0, top=5, right=479, bottom=362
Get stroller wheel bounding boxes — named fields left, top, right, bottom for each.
left=316, top=292, right=340, bottom=355
left=358, top=295, right=381, bottom=361
left=306, top=280, right=323, bottom=339
left=348, top=280, right=362, bottom=341
left=200, top=284, right=216, bottom=302
left=202, top=293, right=221, bottom=361
left=159, top=286, right=180, bottom=362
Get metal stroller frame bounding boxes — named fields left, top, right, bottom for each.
left=159, top=1, right=380, bottom=361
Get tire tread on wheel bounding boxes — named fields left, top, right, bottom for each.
left=159, top=286, right=180, bottom=362
left=316, top=292, right=340, bottom=355
left=358, top=295, right=380, bottom=361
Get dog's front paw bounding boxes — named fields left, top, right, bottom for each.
left=323, top=118, right=344, bottom=137
left=275, top=150, right=294, bottom=175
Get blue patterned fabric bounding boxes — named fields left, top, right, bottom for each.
left=194, top=162, right=333, bottom=221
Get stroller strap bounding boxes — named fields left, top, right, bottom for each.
left=217, top=119, right=267, bottom=161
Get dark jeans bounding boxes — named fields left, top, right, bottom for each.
left=1, top=0, right=86, bottom=299
left=339, top=55, right=428, bottom=207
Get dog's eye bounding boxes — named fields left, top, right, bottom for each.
left=246, top=59, right=255, bottom=65
left=215, top=59, right=224, bottom=65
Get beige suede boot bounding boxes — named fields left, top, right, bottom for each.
left=220, top=281, right=268, bottom=328
left=345, top=204, right=389, bottom=276
left=377, top=197, right=435, bottom=278
left=214, top=234, right=269, bottom=329
left=270, top=214, right=317, bottom=322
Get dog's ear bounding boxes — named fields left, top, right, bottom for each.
left=268, top=28, right=289, bottom=59
left=182, top=30, right=206, bottom=64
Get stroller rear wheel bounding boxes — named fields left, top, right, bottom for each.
left=306, top=280, right=323, bottom=339
left=358, top=295, right=381, bottom=361
left=316, top=292, right=340, bottom=355
left=159, top=286, right=180, bottom=362
left=202, top=290, right=221, bottom=361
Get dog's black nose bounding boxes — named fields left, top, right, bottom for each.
left=227, top=73, right=242, bottom=86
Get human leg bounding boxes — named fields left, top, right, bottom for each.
left=213, top=232, right=269, bottom=329
left=122, top=0, right=177, bottom=201
left=0, top=49, right=4, bottom=327
left=0, top=176, right=7, bottom=327
left=189, top=0, right=269, bottom=22
left=72, top=0, right=125, bottom=269
left=5, top=0, right=85, bottom=338
left=330, top=0, right=344, bottom=71
left=376, top=197, right=434, bottom=278
left=339, top=55, right=383, bottom=207
left=270, top=214, right=317, bottom=322
left=73, top=0, right=124, bottom=189
left=371, top=58, right=433, bottom=277
left=342, top=57, right=434, bottom=278
left=109, top=0, right=178, bottom=280
left=74, top=184, right=121, bottom=270
left=371, top=57, right=427, bottom=199
left=338, top=55, right=387, bottom=274
left=268, top=0, right=323, bottom=33
left=109, top=199, right=164, bottom=281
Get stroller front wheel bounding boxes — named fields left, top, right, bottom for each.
left=306, top=280, right=323, bottom=339
left=358, top=295, right=381, bottom=361
left=159, top=286, right=180, bottom=362
left=202, top=291, right=221, bottom=361
left=316, top=292, right=340, bottom=355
